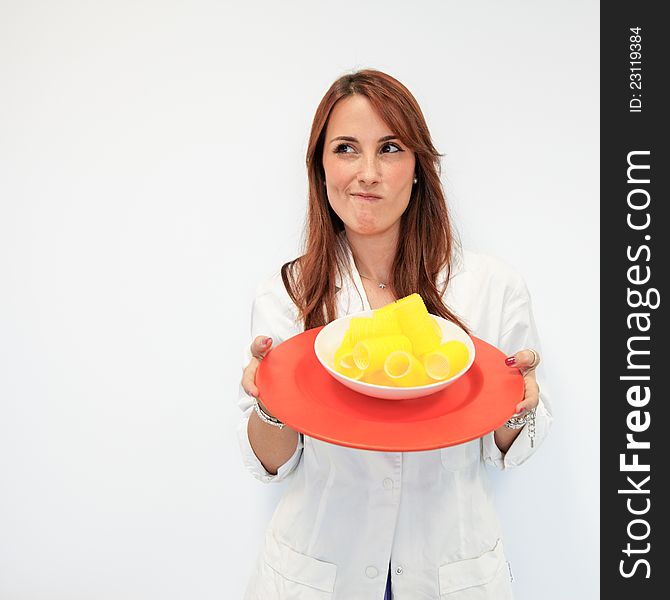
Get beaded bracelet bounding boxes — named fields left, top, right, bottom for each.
left=505, top=407, right=537, bottom=448
left=254, top=398, right=285, bottom=429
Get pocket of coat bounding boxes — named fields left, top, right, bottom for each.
left=440, top=439, right=480, bottom=471
left=263, top=530, right=337, bottom=594
left=438, top=538, right=508, bottom=596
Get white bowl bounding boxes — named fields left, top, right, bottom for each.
left=314, top=309, right=476, bottom=400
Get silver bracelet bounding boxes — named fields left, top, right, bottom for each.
left=254, top=398, right=285, bottom=429
left=505, top=407, right=537, bottom=448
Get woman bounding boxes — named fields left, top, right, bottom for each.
left=237, top=69, right=552, bottom=599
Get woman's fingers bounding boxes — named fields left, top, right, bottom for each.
left=241, top=357, right=261, bottom=397
left=242, top=336, right=274, bottom=397
left=504, top=348, right=541, bottom=372
left=515, top=371, right=540, bottom=414
left=504, top=348, right=541, bottom=415
left=251, top=336, right=273, bottom=360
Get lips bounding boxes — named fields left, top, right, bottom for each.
left=351, top=193, right=382, bottom=200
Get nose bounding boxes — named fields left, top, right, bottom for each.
left=357, top=154, right=381, bottom=185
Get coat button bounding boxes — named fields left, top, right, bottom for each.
left=365, top=566, right=379, bottom=578
left=395, top=566, right=403, bottom=575
left=383, top=478, right=393, bottom=489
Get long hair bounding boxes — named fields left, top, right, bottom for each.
left=281, top=69, right=468, bottom=333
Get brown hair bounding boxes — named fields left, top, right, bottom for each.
left=281, top=69, right=468, bottom=333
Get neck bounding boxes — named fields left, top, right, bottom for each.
left=344, top=226, right=398, bottom=283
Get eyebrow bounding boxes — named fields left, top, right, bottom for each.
left=329, top=135, right=399, bottom=144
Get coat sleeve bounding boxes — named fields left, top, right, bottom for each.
left=481, top=277, right=554, bottom=470
left=236, top=276, right=305, bottom=483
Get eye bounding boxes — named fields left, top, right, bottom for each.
left=334, top=143, right=355, bottom=153
left=382, top=142, right=403, bottom=153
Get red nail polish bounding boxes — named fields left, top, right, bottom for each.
left=505, top=356, right=516, bottom=366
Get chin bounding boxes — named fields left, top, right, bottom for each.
left=347, top=222, right=390, bottom=236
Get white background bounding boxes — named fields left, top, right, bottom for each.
left=0, top=1, right=599, bottom=598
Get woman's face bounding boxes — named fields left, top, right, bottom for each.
left=321, top=95, right=416, bottom=237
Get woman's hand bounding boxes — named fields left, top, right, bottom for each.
left=505, top=349, right=541, bottom=416
left=493, top=349, right=541, bottom=453
left=242, top=335, right=298, bottom=474
left=241, top=336, right=273, bottom=399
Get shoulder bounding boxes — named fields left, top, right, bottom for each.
left=444, top=249, right=531, bottom=316
left=249, top=265, right=303, bottom=342
left=253, top=264, right=301, bottom=320
left=458, top=249, right=527, bottom=295
left=254, top=266, right=294, bottom=307
left=255, top=269, right=287, bottom=298
left=445, top=249, right=535, bottom=344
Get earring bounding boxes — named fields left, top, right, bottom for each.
left=413, top=176, right=417, bottom=184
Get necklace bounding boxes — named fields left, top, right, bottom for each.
left=359, top=274, right=388, bottom=289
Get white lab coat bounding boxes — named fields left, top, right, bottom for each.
left=236, top=243, right=553, bottom=599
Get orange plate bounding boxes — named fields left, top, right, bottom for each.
left=256, top=327, right=524, bottom=452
